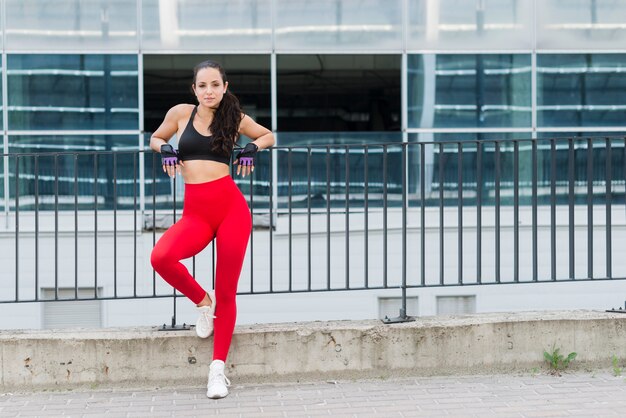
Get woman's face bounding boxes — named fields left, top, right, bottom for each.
left=193, top=67, right=228, bottom=109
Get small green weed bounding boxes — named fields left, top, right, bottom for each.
left=612, top=355, right=622, bottom=377
left=543, top=344, right=577, bottom=375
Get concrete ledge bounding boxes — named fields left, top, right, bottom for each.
left=1, top=310, right=625, bottom=391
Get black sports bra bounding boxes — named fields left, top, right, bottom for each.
left=177, top=106, right=231, bottom=165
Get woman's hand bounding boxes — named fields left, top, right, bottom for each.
left=161, top=144, right=184, bottom=178
left=234, top=142, right=258, bottom=178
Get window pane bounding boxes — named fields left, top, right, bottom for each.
left=141, top=0, right=271, bottom=51
left=408, top=54, right=531, bottom=129
left=536, top=133, right=626, bottom=207
left=537, top=131, right=626, bottom=139
left=8, top=135, right=139, bottom=211
left=8, top=54, right=139, bottom=130
left=143, top=54, right=271, bottom=133
left=5, top=0, right=138, bottom=51
left=537, top=0, right=626, bottom=50
left=277, top=132, right=403, bottom=209
left=408, top=0, right=533, bottom=50
left=0, top=59, right=3, bottom=129
left=537, top=54, right=626, bottom=128
left=275, top=0, right=402, bottom=51
left=0, top=138, right=4, bottom=212
left=278, top=55, right=401, bottom=132
left=407, top=133, right=625, bottom=209
left=407, top=132, right=532, bottom=208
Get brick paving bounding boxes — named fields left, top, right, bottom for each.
left=1, top=372, right=625, bottom=417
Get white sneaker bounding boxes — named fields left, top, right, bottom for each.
left=195, top=291, right=216, bottom=338
left=206, top=360, right=231, bottom=399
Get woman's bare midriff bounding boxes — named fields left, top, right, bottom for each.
left=181, top=160, right=230, bottom=184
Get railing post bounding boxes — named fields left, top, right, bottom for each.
left=159, top=173, right=190, bottom=331
left=383, top=143, right=415, bottom=324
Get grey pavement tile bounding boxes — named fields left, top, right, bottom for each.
left=520, top=411, right=570, bottom=417
left=120, top=400, right=174, bottom=408
left=260, top=405, right=306, bottom=414
left=476, top=414, right=524, bottom=418
left=281, top=411, right=331, bottom=416
left=324, top=407, right=381, bottom=415
left=401, top=412, right=453, bottom=418
left=171, top=399, right=205, bottom=406
left=358, top=400, right=420, bottom=409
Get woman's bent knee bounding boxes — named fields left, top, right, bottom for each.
left=150, top=249, right=170, bottom=272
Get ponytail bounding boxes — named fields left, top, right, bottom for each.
left=210, top=90, right=242, bottom=156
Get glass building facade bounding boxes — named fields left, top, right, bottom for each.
left=2, top=0, right=626, bottom=211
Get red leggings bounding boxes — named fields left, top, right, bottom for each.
left=150, top=175, right=251, bottom=361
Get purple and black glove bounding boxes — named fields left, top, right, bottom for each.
left=235, top=142, right=258, bottom=167
left=160, top=144, right=179, bottom=167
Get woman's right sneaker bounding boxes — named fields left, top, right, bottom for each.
left=207, top=359, right=231, bottom=399
left=195, top=291, right=216, bottom=338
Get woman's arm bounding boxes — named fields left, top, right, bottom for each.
left=238, top=114, right=275, bottom=149
left=149, top=104, right=186, bottom=152
left=235, top=115, right=275, bottom=177
left=150, top=104, right=188, bottom=178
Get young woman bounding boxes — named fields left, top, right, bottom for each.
left=149, top=60, right=274, bottom=399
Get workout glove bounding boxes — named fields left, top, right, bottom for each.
left=160, top=144, right=179, bottom=166
left=235, top=142, right=258, bottom=167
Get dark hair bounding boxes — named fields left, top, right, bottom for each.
left=193, top=60, right=242, bottom=156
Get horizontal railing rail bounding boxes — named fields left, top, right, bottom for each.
left=2, top=135, right=625, bottom=323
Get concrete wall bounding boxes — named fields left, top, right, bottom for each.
left=1, top=206, right=625, bottom=330
left=1, top=311, right=624, bottom=391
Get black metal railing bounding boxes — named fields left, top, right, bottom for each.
left=2, top=136, right=625, bottom=324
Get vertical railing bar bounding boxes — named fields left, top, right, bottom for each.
left=113, top=152, right=118, bottom=298
left=212, top=242, right=216, bottom=288
left=249, top=159, right=255, bottom=293
left=605, top=137, right=612, bottom=278
left=364, top=145, right=369, bottom=289
left=326, top=146, right=331, bottom=290
left=74, top=155, right=78, bottom=298
left=401, top=143, right=407, bottom=302
left=345, top=145, right=350, bottom=290
left=269, top=148, right=274, bottom=293
left=568, top=137, right=575, bottom=280
left=495, top=141, right=501, bottom=284
left=383, top=145, right=388, bottom=288
left=133, top=152, right=138, bottom=296
left=172, top=169, right=178, bottom=317
left=307, top=146, right=311, bottom=292
left=152, top=151, right=157, bottom=296
left=420, top=142, right=425, bottom=287
left=514, top=141, right=519, bottom=283
left=457, top=142, right=463, bottom=285
left=248, top=177, right=253, bottom=292
left=34, top=155, right=39, bottom=301
left=94, top=153, right=98, bottom=298
left=14, top=155, right=19, bottom=302
left=55, top=154, right=59, bottom=300
left=288, top=148, right=292, bottom=292
left=477, top=141, right=482, bottom=284
left=532, top=139, right=538, bottom=282
left=550, top=138, right=556, bottom=281
left=587, top=137, right=593, bottom=279
left=439, top=142, right=444, bottom=286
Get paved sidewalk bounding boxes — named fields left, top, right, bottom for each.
left=1, top=372, right=625, bottom=417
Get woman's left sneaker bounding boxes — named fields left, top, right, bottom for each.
left=195, top=291, right=216, bottom=338
left=207, top=360, right=231, bottom=399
